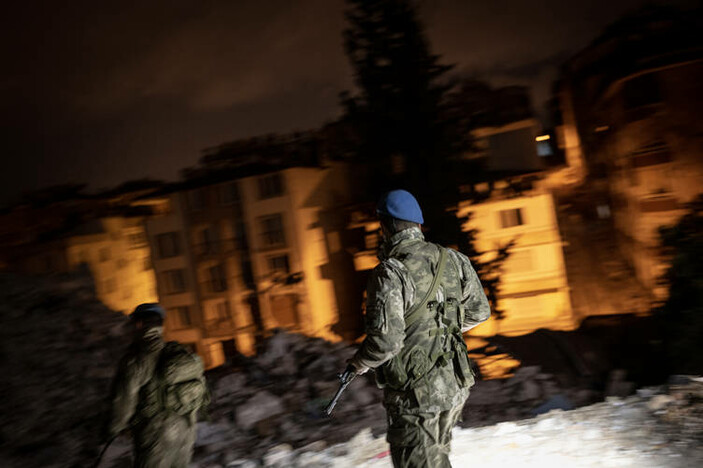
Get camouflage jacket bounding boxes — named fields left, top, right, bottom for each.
left=350, top=227, right=490, bottom=409
left=107, top=326, right=165, bottom=437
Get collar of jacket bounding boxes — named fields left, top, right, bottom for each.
left=378, top=226, right=424, bottom=261
left=139, top=326, right=163, bottom=341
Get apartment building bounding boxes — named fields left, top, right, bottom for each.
left=596, top=63, right=703, bottom=297
left=9, top=216, right=158, bottom=314
left=558, top=6, right=703, bottom=297
left=456, top=183, right=575, bottom=336
left=142, top=161, right=355, bottom=368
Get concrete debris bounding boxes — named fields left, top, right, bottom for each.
left=236, top=392, right=285, bottom=431
left=196, top=381, right=703, bottom=467
left=532, top=394, right=574, bottom=415
left=0, top=273, right=130, bottom=468
left=2, top=272, right=700, bottom=468
left=647, top=394, right=675, bottom=412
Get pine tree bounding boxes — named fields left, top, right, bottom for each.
left=342, top=0, right=511, bottom=322
left=342, top=0, right=459, bottom=202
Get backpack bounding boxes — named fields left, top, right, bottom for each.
left=378, top=246, right=475, bottom=391
left=155, top=342, right=210, bottom=419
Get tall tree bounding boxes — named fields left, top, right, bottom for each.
left=342, top=0, right=513, bottom=324
left=342, top=0, right=469, bottom=245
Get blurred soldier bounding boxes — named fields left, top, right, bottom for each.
left=106, top=303, right=208, bottom=468
left=348, top=190, right=490, bottom=468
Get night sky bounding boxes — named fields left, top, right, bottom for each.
left=1, top=0, right=663, bottom=206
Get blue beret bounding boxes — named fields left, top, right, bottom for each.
left=376, top=190, right=424, bottom=224
left=132, top=303, right=166, bottom=320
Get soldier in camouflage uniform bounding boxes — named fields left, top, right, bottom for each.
left=348, top=190, right=490, bottom=468
left=106, top=303, right=197, bottom=468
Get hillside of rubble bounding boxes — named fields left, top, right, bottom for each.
left=0, top=272, right=701, bottom=468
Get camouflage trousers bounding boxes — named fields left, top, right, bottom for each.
left=385, top=393, right=468, bottom=468
left=133, top=415, right=196, bottom=468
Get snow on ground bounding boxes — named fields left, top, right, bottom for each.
left=214, top=382, right=703, bottom=468
left=0, top=272, right=700, bottom=468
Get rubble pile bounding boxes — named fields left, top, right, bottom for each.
left=191, top=330, right=387, bottom=467
left=196, top=378, right=703, bottom=467
left=190, top=343, right=612, bottom=466
left=0, top=272, right=130, bottom=468
left=3, top=271, right=698, bottom=468
left=461, top=365, right=604, bottom=427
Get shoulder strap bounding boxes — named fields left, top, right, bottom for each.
left=404, top=246, right=448, bottom=328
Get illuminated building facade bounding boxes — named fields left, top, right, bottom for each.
left=558, top=6, right=703, bottom=297
left=457, top=184, right=575, bottom=336
left=348, top=116, right=576, bottom=338
left=7, top=216, right=158, bottom=314
left=142, top=160, right=355, bottom=368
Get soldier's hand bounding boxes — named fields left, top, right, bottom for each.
left=346, top=361, right=369, bottom=376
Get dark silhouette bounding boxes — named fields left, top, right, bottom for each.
left=656, top=195, right=703, bottom=374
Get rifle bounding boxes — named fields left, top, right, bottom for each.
left=324, top=366, right=356, bottom=416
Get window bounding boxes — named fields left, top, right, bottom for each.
left=259, top=214, right=285, bottom=248
left=99, top=247, right=111, bottom=262
left=116, top=258, right=128, bottom=269
left=207, top=264, right=228, bottom=292
left=205, top=301, right=230, bottom=326
left=171, top=306, right=192, bottom=329
left=258, top=173, right=284, bottom=199
left=214, top=301, right=229, bottom=320
left=143, top=256, right=152, bottom=271
left=269, top=294, right=299, bottom=329
left=198, top=226, right=218, bottom=255
left=218, top=181, right=240, bottom=205
left=232, top=221, right=247, bottom=250
left=268, top=254, right=290, bottom=274
left=156, top=232, right=181, bottom=258
left=163, top=269, right=187, bottom=294
left=78, top=250, right=89, bottom=264
left=499, top=208, right=524, bottom=228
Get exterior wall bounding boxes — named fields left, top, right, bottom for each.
left=239, top=163, right=352, bottom=343
left=472, top=119, right=545, bottom=172
left=556, top=85, right=587, bottom=183
left=457, top=191, right=576, bottom=336
left=286, top=165, right=348, bottom=341
left=144, top=194, right=210, bottom=362
left=65, top=217, right=157, bottom=314
left=598, top=61, right=703, bottom=296
left=144, top=162, right=354, bottom=368
left=13, top=216, right=157, bottom=315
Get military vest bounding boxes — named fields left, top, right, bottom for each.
left=377, top=240, right=475, bottom=391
